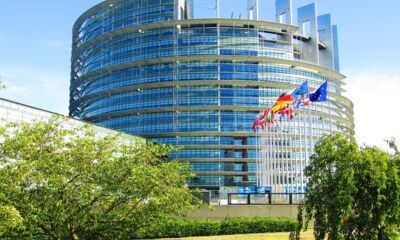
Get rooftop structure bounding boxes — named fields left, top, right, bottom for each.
left=0, top=97, right=144, bottom=144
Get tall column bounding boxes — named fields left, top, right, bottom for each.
left=298, top=3, right=320, bottom=65
left=275, top=0, right=292, bottom=24
left=247, top=0, right=259, bottom=20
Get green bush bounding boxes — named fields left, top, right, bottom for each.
left=134, top=217, right=297, bottom=239
left=220, top=217, right=297, bottom=235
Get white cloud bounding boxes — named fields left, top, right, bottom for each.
left=344, top=68, right=400, bottom=150
left=3, top=81, right=32, bottom=94
left=0, top=65, right=69, bottom=115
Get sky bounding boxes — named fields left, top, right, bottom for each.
left=1, top=0, right=400, bottom=149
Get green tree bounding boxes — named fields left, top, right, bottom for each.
left=292, top=134, right=400, bottom=240
left=349, top=146, right=400, bottom=239
left=0, top=205, right=23, bottom=235
left=0, top=119, right=198, bottom=239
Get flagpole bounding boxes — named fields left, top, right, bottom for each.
left=328, top=85, right=333, bottom=133
left=262, top=125, right=265, bottom=187
left=293, top=101, right=298, bottom=195
left=278, top=117, right=282, bottom=193
left=289, top=107, right=294, bottom=193
left=263, top=126, right=267, bottom=186
left=301, top=107, right=306, bottom=193
left=256, top=127, right=259, bottom=187
left=276, top=119, right=281, bottom=193
left=294, top=110, right=298, bottom=193
left=274, top=119, right=278, bottom=193
left=282, top=115, right=285, bottom=193
left=307, top=92, right=313, bottom=192
left=271, top=123, right=276, bottom=193
left=284, top=111, right=289, bottom=194
left=264, top=125, right=267, bottom=187
left=265, top=124, right=272, bottom=187
left=321, top=101, right=325, bottom=135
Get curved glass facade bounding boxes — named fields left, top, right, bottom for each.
left=70, top=0, right=354, bottom=189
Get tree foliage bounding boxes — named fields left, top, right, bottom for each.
left=292, top=134, right=400, bottom=240
left=0, top=119, right=198, bottom=239
left=0, top=205, right=23, bottom=235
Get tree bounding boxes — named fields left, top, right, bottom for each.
left=0, top=119, right=199, bottom=239
left=292, top=134, right=400, bottom=240
left=0, top=205, right=23, bottom=235
left=349, top=146, right=400, bottom=239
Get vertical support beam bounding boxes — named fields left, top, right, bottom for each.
left=275, top=0, right=292, bottom=43
left=216, top=0, right=220, bottom=18
left=275, top=0, right=292, bottom=24
left=332, top=25, right=340, bottom=72
left=175, top=0, right=186, bottom=20
left=247, top=0, right=259, bottom=20
left=268, top=191, right=272, bottom=204
left=185, top=0, right=194, bottom=19
left=298, top=3, right=319, bottom=65
left=318, top=14, right=334, bottom=69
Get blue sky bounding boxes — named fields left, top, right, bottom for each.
left=1, top=0, right=399, bottom=148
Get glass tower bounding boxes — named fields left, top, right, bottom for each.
left=70, top=0, right=354, bottom=191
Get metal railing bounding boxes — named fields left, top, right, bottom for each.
left=228, top=192, right=305, bottom=205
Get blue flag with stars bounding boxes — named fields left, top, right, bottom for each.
left=309, top=81, right=328, bottom=102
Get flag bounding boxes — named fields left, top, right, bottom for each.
left=278, top=105, right=294, bottom=120
left=275, top=92, right=296, bottom=102
left=309, top=81, right=328, bottom=102
left=272, top=101, right=289, bottom=113
left=261, top=108, right=270, bottom=121
left=294, top=94, right=310, bottom=109
left=267, top=112, right=276, bottom=125
left=252, top=108, right=270, bottom=129
left=271, top=90, right=297, bottom=113
left=295, top=81, right=309, bottom=95
left=252, top=114, right=260, bottom=130
left=258, top=108, right=270, bottom=129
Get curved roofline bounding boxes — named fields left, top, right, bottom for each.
left=73, top=3, right=300, bottom=35
left=73, top=18, right=298, bottom=54
left=73, top=0, right=120, bottom=31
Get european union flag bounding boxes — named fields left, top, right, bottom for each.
left=309, top=81, right=328, bottom=102
left=295, top=81, right=309, bottom=95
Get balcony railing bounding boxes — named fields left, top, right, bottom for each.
left=228, top=192, right=305, bottom=205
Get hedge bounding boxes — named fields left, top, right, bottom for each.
left=134, top=217, right=297, bottom=239
left=220, top=217, right=297, bottom=235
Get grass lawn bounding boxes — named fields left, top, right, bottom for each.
left=160, top=231, right=400, bottom=240
left=160, top=230, right=314, bottom=240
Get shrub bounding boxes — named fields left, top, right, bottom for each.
left=134, top=217, right=297, bottom=239
left=220, top=217, right=297, bottom=235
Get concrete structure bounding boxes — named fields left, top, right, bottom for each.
left=69, top=0, right=354, bottom=195
left=0, top=98, right=144, bottom=144
left=186, top=205, right=299, bottom=220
